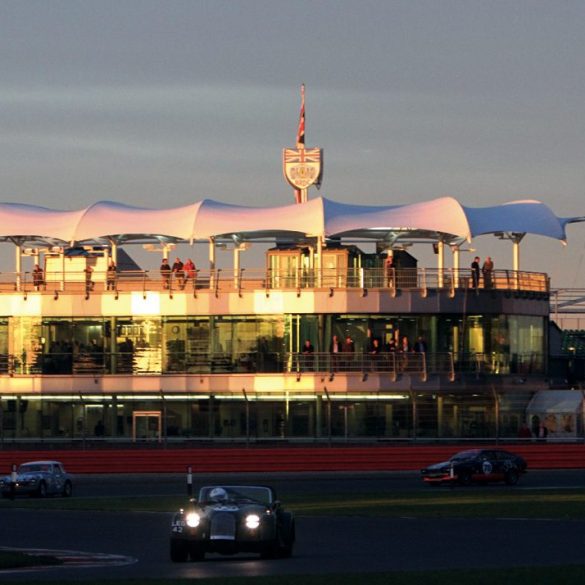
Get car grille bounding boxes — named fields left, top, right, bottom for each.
left=210, top=513, right=236, bottom=540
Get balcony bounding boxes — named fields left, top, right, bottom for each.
left=1, top=350, right=543, bottom=379
left=0, top=266, right=550, bottom=296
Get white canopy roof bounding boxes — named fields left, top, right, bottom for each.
left=0, top=196, right=581, bottom=247
left=527, top=390, right=583, bottom=414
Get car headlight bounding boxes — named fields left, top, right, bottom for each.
left=245, top=514, right=261, bottom=530
left=185, top=512, right=200, bottom=528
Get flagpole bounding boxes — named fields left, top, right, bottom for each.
left=296, top=84, right=307, bottom=204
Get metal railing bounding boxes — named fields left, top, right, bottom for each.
left=1, top=350, right=544, bottom=378
left=0, top=267, right=550, bottom=295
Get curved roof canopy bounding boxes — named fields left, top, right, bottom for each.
left=0, top=197, right=581, bottom=248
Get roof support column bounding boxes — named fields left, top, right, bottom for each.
left=512, top=234, right=524, bottom=272
left=61, top=248, right=66, bottom=291
left=316, top=236, right=323, bottom=288
left=233, top=245, right=240, bottom=289
left=15, top=244, right=22, bottom=292
left=512, top=233, right=525, bottom=290
left=209, top=238, right=216, bottom=288
left=451, top=245, right=460, bottom=288
left=436, top=240, right=445, bottom=288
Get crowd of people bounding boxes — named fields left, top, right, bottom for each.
left=299, top=331, right=428, bottom=372
left=160, top=257, right=197, bottom=290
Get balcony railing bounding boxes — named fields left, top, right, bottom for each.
left=0, top=267, right=550, bottom=295
left=0, top=350, right=542, bottom=378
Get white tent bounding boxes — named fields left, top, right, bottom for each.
left=527, top=390, right=584, bottom=439
left=0, top=197, right=580, bottom=247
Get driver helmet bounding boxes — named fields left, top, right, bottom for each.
left=209, top=487, right=228, bottom=502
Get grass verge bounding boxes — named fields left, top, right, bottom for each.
left=2, top=488, right=585, bottom=519
left=0, top=550, right=62, bottom=570
left=2, top=566, right=585, bottom=584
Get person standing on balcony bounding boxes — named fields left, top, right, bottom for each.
left=368, top=337, right=381, bottom=371
left=329, top=334, right=341, bottom=372
left=482, top=256, right=494, bottom=289
left=413, top=336, right=427, bottom=353
left=172, top=258, right=185, bottom=289
left=301, top=339, right=314, bottom=371
left=84, top=264, right=94, bottom=292
left=32, top=264, right=44, bottom=291
left=160, top=258, right=171, bottom=289
left=106, top=261, right=117, bottom=291
left=399, top=335, right=411, bottom=371
left=183, top=258, right=196, bottom=289
left=471, top=256, right=481, bottom=290
left=341, top=334, right=355, bottom=371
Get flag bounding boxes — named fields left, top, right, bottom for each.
left=296, top=84, right=305, bottom=147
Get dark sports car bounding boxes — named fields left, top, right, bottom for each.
left=170, top=485, right=295, bottom=562
left=420, top=449, right=527, bottom=486
left=0, top=460, right=73, bottom=498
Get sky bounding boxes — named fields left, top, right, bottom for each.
left=1, top=0, right=584, bottom=286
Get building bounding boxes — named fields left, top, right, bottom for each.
left=0, top=196, right=583, bottom=443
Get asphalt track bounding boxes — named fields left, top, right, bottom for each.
left=1, top=470, right=584, bottom=581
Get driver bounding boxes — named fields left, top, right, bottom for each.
left=209, top=487, right=228, bottom=503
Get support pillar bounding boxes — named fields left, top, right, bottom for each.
left=437, top=240, right=445, bottom=288
left=452, top=245, right=460, bottom=288
left=316, top=236, right=323, bottom=288
left=15, top=245, right=22, bottom=292
left=209, top=238, right=216, bottom=288
left=233, top=246, right=241, bottom=289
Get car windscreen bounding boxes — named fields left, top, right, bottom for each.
left=449, top=450, right=480, bottom=461
left=199, top=486, right=272, bottom=505
left=19, top=464, right=50, bottom=473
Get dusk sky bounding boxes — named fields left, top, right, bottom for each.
left=1, top=0, right=584, bottom=285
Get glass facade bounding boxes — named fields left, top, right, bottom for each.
left=1, top=390, right=563, bottom=442
left=0, top=312, right=551, bottom=442
left=0, top=314, right=546, bottom=376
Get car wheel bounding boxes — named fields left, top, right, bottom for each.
left=62, top=481, right=73, bottom=498
left=505, top=469, right=519, bottom=486
left=37, top=481, right=47, bottom=498
left=457, top=471, right=472, bottom=486
left=278, top=517, right=295, bottom=558
left=170, top=540, right=189, bottom=563
left=262, top=514, right=295, bottom=559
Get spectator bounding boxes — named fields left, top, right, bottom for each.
left=32, top=264, right=45, bottom=291
left=172, top=258, right=185, bottom=289
left=106, top=261, right=117, bottom=291
left=413, top=336, right=427, bottom=353
left=183, top=258, right=196, bottom=289
left=471, top=256, right=480, bottom=290
left=482, top=256, right=494, bottom=289
left=84, top=264, right=94, bottom=292
left=160, top=258, right=171, bottom=289
left=301, top=339, right=314, bottom=371
left=329, top=334, right=341, bottom=371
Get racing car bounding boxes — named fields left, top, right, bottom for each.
left=420, top=448, right=527, bottom=486
left=170, top=485, right=295, bottom=561
left=0, top=460, right=73, bottom=498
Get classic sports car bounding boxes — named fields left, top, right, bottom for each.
left=420, top=449, right=527, bottom=486
left=170, top=485, right=295, bottom=562
left=0, top=460, right=73, bottom=498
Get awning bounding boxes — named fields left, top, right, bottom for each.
left=527, top=390, right=584, bottom=414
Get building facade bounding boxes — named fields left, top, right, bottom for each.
left=0, top=197, right=581, bottom=443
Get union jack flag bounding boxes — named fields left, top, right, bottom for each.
left=296, top=84, right=305, bottom=147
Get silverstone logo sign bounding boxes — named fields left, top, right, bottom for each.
left=283, top=147, right=323, bottom=190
